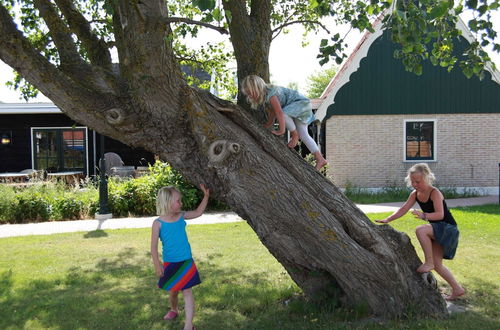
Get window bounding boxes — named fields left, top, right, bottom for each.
left=32, top=128, right=87, bottom=173
left=405, top=120, right=435, bottom=161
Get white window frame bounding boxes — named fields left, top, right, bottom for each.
left=403, top=119, right=437, bottom=162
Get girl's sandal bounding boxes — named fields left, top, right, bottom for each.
left=163, top=310, right=178, bottom=320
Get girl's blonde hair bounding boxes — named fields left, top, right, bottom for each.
left=156, top=186, right=181, bottom=215
left=241, top=75, right=267, bottom=109
left=405, top=163, right=436, bottom=186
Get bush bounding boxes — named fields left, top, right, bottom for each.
left=0, top=185, right=16, bottom=223
left=0, top=181, right=98, bottom=224
left=0, top=161, right=227, bottom=223
left=107, top=161, right=201, bottom=217
left=11, top=193, right=51, bottom=223
left=53, top=197, right=84, bottom=220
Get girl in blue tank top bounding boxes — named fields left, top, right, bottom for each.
left=151, top=184, right=209, bottom=330
left=376, top=163, right=465, bottom=301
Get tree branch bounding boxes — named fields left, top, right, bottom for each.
left=175, top=55, right=205, bottom=65
left=53, top=0, right=113, bottom=69
left=250, top=0, right=271, bottom=21
left=0, top=4, right=117, bottom=118
left=33, top=0, right=118, bottom=94
left=272, top=20, right=331, bottom=40
left=110, top=0, right=184, bottom=101
left=33, top=0, right=87, bottom=71
left=161, top=16, right=229, bottom=34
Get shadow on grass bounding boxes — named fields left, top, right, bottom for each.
left=83, top=230, right=108, bottom=238
left=1, top=247, right=499, bottom=330
left=0, top=247, right=341, bottom=329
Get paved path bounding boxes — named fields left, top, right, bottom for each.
left=0, top=195, right=497, bottom=238
left=356, top=195, right=498, bottom=213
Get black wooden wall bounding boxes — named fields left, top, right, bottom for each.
left=0, top=113, right=154, bottom=174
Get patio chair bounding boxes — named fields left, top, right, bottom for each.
left=101, top=152, right=124, bottom=176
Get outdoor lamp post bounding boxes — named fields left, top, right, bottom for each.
left=96, top=133, right=112, bottom=220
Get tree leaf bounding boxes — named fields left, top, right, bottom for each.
left=466, top=0, right=478, bottom=10
left=193, top=0, right=216, bottom=12
left=213, top=8, right=223, bottom=21
left=225, top=9, right=232, bottom=23
left=428, top=1, right=450, bottom=19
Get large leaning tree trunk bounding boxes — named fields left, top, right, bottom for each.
left=0, top=0, right=447, bottom=318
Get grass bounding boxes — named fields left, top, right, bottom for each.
left=0, top=205, right=499, bottom=329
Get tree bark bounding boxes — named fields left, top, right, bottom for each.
left=0, top=0, right=447, bottom=318
left=222, top=0, right=271, bottom=122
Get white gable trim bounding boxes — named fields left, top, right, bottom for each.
left=316, top=17, right=385, bottom=122
left=455, top=17, right=500, bottom=84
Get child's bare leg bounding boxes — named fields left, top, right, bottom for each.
left=432, top=242, right=465, bottom=299
left=313, top=151, right=328, bottom=171
left=169, top=290, right=179, bottom=312
left=415, top=224, right=435, bottom=272
left=182, top=288, right=195, bottom=330
left=288, top=130, right=299, bottom=148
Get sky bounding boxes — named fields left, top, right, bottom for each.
left=0, top=11, right=498, bottom=103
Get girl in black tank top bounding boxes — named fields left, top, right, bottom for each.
left=415, top=188, right=457, bottom=226
left=375, top=163, right=464, bottom=301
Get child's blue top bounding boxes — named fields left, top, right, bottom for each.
left=265, top=85, right=315, bottom=124
left=156, top=213, right=192, bottom=262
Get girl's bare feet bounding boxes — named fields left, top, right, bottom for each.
left=417, top=263, right=434, bottom=273
left=287, top=131, right=299, bottom=148
left=444, top=287, right=465, bottom=301
left=315, top=159, right=328, bottom=171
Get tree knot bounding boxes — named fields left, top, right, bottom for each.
left=421, top=272, right=437, bottom=289
left=208, top=140, right=241, bottom=164
left=105, top=108, right=125, bottom=125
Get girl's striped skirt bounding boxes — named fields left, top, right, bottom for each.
left=157, top=258, right=201, bottom=291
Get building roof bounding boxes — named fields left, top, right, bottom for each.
left=0, top=102, right=61, bottom=114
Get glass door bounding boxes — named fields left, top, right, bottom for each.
left=33, top=128, right=87, bottom=173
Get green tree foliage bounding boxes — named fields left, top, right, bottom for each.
left=2, top=0, right=498, bottom=101
left=317, top=0, right=499, bottom=78
left=305, top=65, right=337, bottom=98
left=1, top=0, right=335, bottom=100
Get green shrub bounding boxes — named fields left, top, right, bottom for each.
left=107, top=161, right=201, bottom=217
left=53, top=196, right=84, bottom=220
left=0, top=161, right=226, bottom=223
left=149, top=161, right=199, bottom=209
left=11, top=193, right=51, bottom=223
left=0, top=185, right=16, bottom=223
left=0, top=181, right=98, bottom=224
left=108, top=178, right=134, bottom=217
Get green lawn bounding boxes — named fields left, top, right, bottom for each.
left=0, top=205, right=498, bottom=329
